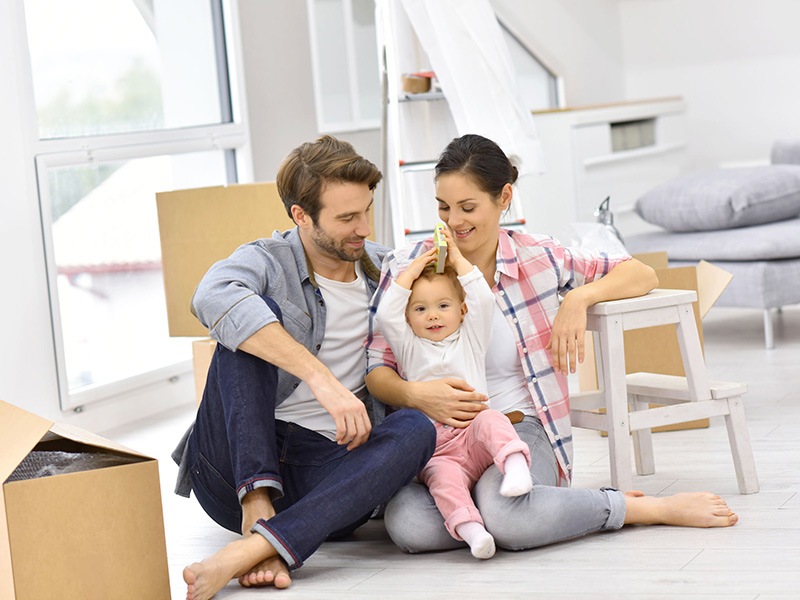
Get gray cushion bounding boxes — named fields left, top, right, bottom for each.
left=771, top=139, right=800, bottom=165
left=625, top=218, right=800, bottom=261
left=668, top=257, right=800, bottom=310
left=634, top=166, right=800, bottom=232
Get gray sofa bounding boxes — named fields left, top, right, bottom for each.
left=626, top=140, right=800, bottom=348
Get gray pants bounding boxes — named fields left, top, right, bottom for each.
left=384, top=416, right=627, bottom=552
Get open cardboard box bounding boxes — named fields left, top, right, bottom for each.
left=0, top=399, right=169, bottom=600
left=578, top=251, right=733, bottom=432
left=156, top=182, right=376, bottom=404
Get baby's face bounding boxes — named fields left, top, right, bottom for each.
left=405, top=277, right=466, bottom=342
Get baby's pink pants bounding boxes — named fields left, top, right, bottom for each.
left=418, top=408, right=530, bottom=540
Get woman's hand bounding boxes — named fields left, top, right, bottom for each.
left=546, top=289, right=590, bottom=376
left=441, top=227, right=473, bottom=276
left=408, top=378, right=489, bottom=427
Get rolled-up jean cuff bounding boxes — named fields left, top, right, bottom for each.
left=237, top=476, right=284, bottom=503
left=251, top=519, right=303, bottom=570
left=601, top=487, right=626, bottom=531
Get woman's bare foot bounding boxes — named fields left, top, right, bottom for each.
left=624, top=491, right=738, bottom=528
left=238, top=555, right=292, bottom=589
left=184, top=534, right=276, bottom=600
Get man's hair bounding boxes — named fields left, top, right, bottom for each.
left=413, top=263, right=465, bottom=302
left=276, top=135, right=383, bottom=224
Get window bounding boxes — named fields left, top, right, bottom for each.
left=25, top=0, right=249, bottom=410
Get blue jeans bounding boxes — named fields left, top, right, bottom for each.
left=187, top=302, right=436, bottom=570
left=384, top=416, right=626, bottom=552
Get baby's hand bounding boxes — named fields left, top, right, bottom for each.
left=395, top=248, right=437, bottom=289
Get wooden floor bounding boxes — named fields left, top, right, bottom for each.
left=103, top=306, right=800, bottom=599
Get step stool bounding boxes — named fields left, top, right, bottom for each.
left=569, top=288, right=759, bottom=494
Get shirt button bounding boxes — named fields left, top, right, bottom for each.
left=512, top=318, right=518, bottom=323
left=316, top=344, right=321, bottom=350
left=292, top=382, right=299, bottom=389
left=523, top=348, right=528, bottom=353
left=499, top=290, right=505, bottom=296
left=319, top=300, right=324, bottom=306
left=566, top=463, right=572, bottom=470
left=542, top=405, right=548, bottom=412
left=554, top=435, right=560, bottom=441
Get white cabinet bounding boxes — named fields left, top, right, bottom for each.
left=523, top=97, right=687, bottom=239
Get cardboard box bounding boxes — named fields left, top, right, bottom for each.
left=193, top=338, right=218, bottom=406
left=0, top=399, right=170, bottom=600
left=578, top=252, right=733, bottom=432
left=156, top=182, right=376, bottom=338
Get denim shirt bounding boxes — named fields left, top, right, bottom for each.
left=193, top=227, right=387, bottom=405
left=172, top=227, right=388, bottom=497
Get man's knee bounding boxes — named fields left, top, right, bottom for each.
left=381, top=409, right=436, bottom=462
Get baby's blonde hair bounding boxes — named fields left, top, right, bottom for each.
left=412, top=263, right=465, bottom=302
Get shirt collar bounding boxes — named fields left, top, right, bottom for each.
left=284, top=226, right=382, bottom=288
left=495, top=228, right=519, bottom=281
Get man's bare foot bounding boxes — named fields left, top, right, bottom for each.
left=624, top=491, right=738, bottom=528
left=241, top=487, right=276, bottom=534
left=238, top=555, right=292, bottom=588
left=184, top=534, right=276, bottom=600
left=236, top=488, right=291, bottom=587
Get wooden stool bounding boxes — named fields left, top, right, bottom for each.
left=570, top=289, right=759, bottom=494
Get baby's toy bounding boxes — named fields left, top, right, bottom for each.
left=433, top=223, right=448, bottom=273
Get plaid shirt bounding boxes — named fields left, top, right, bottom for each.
left=366, top=228, right=630, bottom=486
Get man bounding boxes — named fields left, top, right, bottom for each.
left=173, top=136, right=436, bottom=600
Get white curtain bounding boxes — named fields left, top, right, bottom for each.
left=399, top=0, right=545, bottom=175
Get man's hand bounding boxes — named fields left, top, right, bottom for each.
left=407, top=378, right=488, bottom=427
left=546, top=290, right=589, bottom=376
left=240, top=323, right=371, bottom=451
left=307, top=372, right=372, bottom=450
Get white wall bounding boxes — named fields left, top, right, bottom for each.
left=490, top=0, right=626, bottom=107
left=0, top=2, right=60, bottom=421
left=238, top=0, right=381, bottom=182
left=620, top=0, right=800, bottom=170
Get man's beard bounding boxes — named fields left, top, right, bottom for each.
left=311, top=224, right=365, bottom=262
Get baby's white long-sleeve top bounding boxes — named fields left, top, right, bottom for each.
left=374, top=266, right=495, bottom=397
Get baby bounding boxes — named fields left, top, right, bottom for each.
left=374, top=227, right=533, bottom=559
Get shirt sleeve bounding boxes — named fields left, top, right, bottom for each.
left=556, top=241, right=631, bottom=295
left=373, top=281, right=414, bottom=358
left=192, top=241, right=282, bottom=351
left=366, top=239, right=431, bottom=375
left=457, top=266, right=495, bottom=355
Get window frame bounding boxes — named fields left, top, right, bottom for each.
left=25, top=0, right=253, bottom=411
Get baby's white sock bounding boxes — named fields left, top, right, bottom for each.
left=499, top=451, right=533, bottom=497
left=455, top=521, right=495, bottom=559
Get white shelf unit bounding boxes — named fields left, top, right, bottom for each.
left=376, top=0, right=526, bottom=247
left=523, top=97, right=688, bottom=239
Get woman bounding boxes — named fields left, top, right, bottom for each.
left=366, top=133, right=737, bottom=554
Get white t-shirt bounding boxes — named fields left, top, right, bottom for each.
left=274, top=263, right=370, bottom=440
left=485, top=302, right=537, bottom=417
left=374, top=267, right=495, bottom=422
